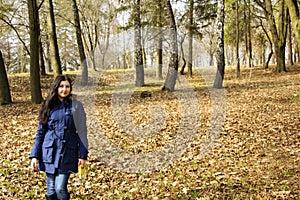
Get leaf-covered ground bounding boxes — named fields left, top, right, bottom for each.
left=0, top=66, right=299, bottom=199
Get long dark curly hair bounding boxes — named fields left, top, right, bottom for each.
left=39, top=75, right=73, bottom=125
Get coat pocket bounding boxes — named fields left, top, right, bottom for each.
left=63, top=145, right=78, bottom=165
left=42, top=140, right=55, bottom=163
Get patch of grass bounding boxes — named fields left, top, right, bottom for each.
left=188, top=189, right=203, bottom=197
left=291, top=94, right=300, bottom=103
left=96, top=86, right=115, bottom=92
left=283, top=170, right=296, bottom=176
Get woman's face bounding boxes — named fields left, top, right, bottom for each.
left=57, top=80, right=71, bottom=101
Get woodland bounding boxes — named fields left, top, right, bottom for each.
left=0, top=0, right=300, bottom=199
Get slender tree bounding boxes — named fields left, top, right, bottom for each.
left=39, top=38, right=47, bottom=75
left=47, top=0, right=62, bottom=76
left=202, top=23, right=217, bottom=66
left=162, top=0, right=178, bottom=91
left=294, top=41, right=299, bottom=63
left=187, top=0, right=194, bottom=77
left=38, top=2, right=47, bottom=76
left=134, top=0, right=144, bottom=86
left=213, top=0, right=225, bottom=88
left=236, top=0, right=240, bottom=78
left=287, top=11, right=293, bottom=65
left=244, top=0, right=253, bottom=69
left=0, top=50, right=12, bottom=105
left=155, top=0, right=164, bottom=80
left=179, top=33, right=187, bottom=75
left=72, top=0, right=88, bottom=85
left=27, top=0, right=43, bottom=104
left=79, top=0, right=114, bottom=71
left=285, top=0, right=300, bottom=50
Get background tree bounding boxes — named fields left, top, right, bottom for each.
left=38, top=0, right=47, bottom=76
left=187, top=0, right=194, bottom=77
left=254, top=0, right=288, bottom=72
left=179, top=33, right=187, bottom=75
left=155, top=0, right=164, bottom=80
left=0, top=2, right=30, bottom=73
left=287, top=12, right=293, bottom=65
left=201, top=22, right=217, bottom=66
left=257, top=17, right=273, bottom=69
left=0, top=50, right=12, bottom=105
left=244, top=0, right=253, bottom=69
left=3, top=0, right=300, bottom=87
left=39, top=37, right=47, bottom=75
left=72, top=0, right=88, bottom=86
left=236, top=0, right=241, bottom=78
left=47, top=0, right=62, bottom=76
left=285, top=0, right=300, bottom=50
left=213, top=0, right=225, bottom=88
left=180, top=0, right=217, bottom=76
left=162, top=0, right=178, bottom=92
left=27, top=0, right=43, bottom=104
left=78, top=0, right=116, bottom=71
left=134, top=0, right=144, bottom=86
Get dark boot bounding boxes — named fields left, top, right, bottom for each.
left=55, top=192, right=70, bottom=200
left=45, top=194, right=58, bottom=200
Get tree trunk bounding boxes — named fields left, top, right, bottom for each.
left=18, top=45, right=26, bottom=73
left=236, top=0, right=240, bottom=78
left=156, top=35, right=163, bottom=79
left=277, top=0, right=288, bottom=72
left=45, top=37, right=51, bottom=73
left=266, top=49, right=273, bottom=69
left=156, top=0, right=163, bottom=80
left=162, top=0, right=178, bottom=92
left=0, top=50, right=12, bottom=105
left=187, top=0, right=194, bottom=77
left=72, top=0, right=88, bottom=86
left=213, top=0, right=225, bottom=89
left=261, top=43, right=266, bottom=67
left=48, top=0, right=62, bottom=76
left=260, top=0, right=287, bottom=72
left=39, top=37, right=47, bottom=75
left=275, top=44, right=286, bottom=72
left=134, top=0, right=144, bottom=86
left=27, top=0, right=43, bottom=104
left=100, top=25, right=111, bottom=70
left=179, top=34, right=187, bottom=75
left=285, top=0, right=300, bottom=51
left=142, top=45, right=147, bottom=67
left=287, top=11, right=293, bottom=65
left=259, top=18, right=273, bottom=69
left=247, top=0, right=252, bottom=69
left=294, top=41, right=299, bottom=63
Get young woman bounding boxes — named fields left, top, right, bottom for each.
left=29, top=75, right=88, bottom=200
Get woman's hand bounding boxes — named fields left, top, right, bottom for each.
left=30, top=158, right=39, bottom=171
left=78, top=158, right=87, bottom=168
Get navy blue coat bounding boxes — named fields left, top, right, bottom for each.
left=30, top=98, right=88, bottom=174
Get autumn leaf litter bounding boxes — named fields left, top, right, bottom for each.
left=0, top=66, right=299, bottom=199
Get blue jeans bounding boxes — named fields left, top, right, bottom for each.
left=46, top=173, right=70, bottom=200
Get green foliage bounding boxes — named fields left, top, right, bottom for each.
left=194, top=0, right=217, bottom=21
left=292, top=93, right=300, bottom=103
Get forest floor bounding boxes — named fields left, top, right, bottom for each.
left=0, top=65, right=299, bottom=199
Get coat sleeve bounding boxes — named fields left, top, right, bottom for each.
left=29, top=123, right=47, bottom=159
left=73, top=101, right=88, bottom=160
